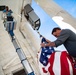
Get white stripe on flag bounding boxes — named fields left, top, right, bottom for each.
left=67, top=58, right=73, bottom=75
left=53, top=52, right=61, bottom=75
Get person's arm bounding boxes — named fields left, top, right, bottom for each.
left=9, top=9, right=13, bottom=13
left=41, top=38, right=56, bottom=47
left=41, top=30, right=69, bottom=47
left=3, top=9, right=6, bottom=13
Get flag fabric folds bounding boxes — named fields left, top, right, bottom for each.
left=42, top=51, right=74, bottom=75
left=39, top=36, right=55, bottom=66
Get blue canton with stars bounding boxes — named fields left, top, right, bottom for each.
left=39, top=35, right=55, bottom=66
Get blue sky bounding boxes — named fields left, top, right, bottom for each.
left=31, top=0, right=76, bottom=50
left=54, top=0, right=76, bottom=18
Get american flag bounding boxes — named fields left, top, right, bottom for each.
left=40, top=51, right=76, bottom=75
left=39, top=35, right=55, bottom=66
left=38, top=35, right=76, bottom=75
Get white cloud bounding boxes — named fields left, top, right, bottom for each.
left=52, top=16, right=76, bottom=33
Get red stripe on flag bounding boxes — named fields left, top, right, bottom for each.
left=48, top=52, right=55, bottom=75
left=67, top=54, right=76, bottom=75
left=60, top=51, right=70, bottom=75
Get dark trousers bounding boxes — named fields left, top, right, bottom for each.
left=7, top=16, right=13, bottom=21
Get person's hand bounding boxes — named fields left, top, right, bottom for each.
left=40, top=43, right=46, bottom=47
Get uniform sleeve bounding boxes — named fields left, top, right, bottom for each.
left=9, top=10, right=13, bottom=13
left=3, top=9, right=6, bottom=13
left=54, top=30, right=70, bottom=47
